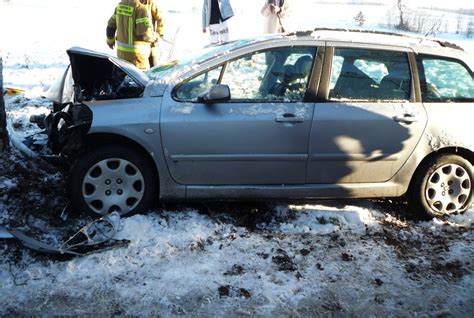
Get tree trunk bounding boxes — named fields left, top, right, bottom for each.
left=397, top=0, right=405, bottom=30
left=0, top=55, right=9, bottom=151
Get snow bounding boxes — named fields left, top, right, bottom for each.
left=1, top=205, right=473, bottom=315
left=0, top=177, right=16, bottom=191
left=230, top=104, right=290, bottom=116
left=262, top=204, right=380, bottom=235
left=1, top=0, right=474, bottom=316
left=170, top=103, right=195, bottom=115
left=425, top=131, right=473, bottom=152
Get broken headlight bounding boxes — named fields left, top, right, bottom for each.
left=45, top=103, right=92, bottom=155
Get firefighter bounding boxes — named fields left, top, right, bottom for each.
left=106, top=0, right=159, bottom=70
left=140, top=0, right=164, bottom=67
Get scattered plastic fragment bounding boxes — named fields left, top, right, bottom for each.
left=5, top=87, right=25, bottom=96
left=0, top=212, right=128, bottom=256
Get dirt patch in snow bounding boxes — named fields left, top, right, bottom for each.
left=0, top=150, right=67, bottom=225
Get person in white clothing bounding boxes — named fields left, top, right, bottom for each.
left=261, top=0, right=288, bottom=34
left=202, top=0, right=234, bottom=44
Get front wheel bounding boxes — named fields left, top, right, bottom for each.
left=68, top=145, right=158, bottom=216
left=410, top=154, right=473, bottom=218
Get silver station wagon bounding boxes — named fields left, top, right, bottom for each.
left=44, top=28, right=474, bottom=218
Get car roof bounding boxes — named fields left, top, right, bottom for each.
left=301, top=28, right=463, bottom=51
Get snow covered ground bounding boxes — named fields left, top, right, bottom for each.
left=0, top=198, right=473, bottom=316
left=1, top=0, right=474, bottom=316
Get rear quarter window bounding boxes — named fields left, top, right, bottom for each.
left=420, top=56, right=474, bottom=102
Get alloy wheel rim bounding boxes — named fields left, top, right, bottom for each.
left=425, top=163, right=471, bottom=214
left=82, top=158, right=145, bottom=215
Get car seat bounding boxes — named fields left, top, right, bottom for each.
left=267, top=55, right=313, bottom=98
left=377, top=69, right=411, bottom=100
left=331, top=60, right=377, bottom=100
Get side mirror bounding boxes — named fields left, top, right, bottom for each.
left=197, top=84, right=231, bottom=104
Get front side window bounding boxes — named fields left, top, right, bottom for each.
left=329, top=48, right=411, bottom=101
left=175, top=66, right=222, bottom=101
left=420, top=56, right=474, bottom=102
left=174, top=46, right=316, bottom=102
left=221, top=47, right=315, bottom=102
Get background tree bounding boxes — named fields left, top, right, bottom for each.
left=396, top=0, right=407, bottom=30
left=0, top=55, right=9, bottom=151
left=456, top=10, right=465, bottom=34
left=354, top=11, right=366, bottom=27
left=467, top=19, right=474, bottom=38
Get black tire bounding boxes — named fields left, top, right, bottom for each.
left=68, top=145, right=158, bottom=216
left=409, top=154, right=473, bottom=218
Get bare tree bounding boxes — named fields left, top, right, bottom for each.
left=456, top=11, right=465, bottom=34
left=354, top=11, right=366, bottom=27
left=396, top=0, right=407, bottom=30
left=467, top=19, right=474, bottom=38
left=384, top=10, right=395, bottom=28
left=0, top=55, right=8, bottom=151
left=413, top=11, right=428, bottom=33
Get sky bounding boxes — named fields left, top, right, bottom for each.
left=408, top=0, right=473, bottom=9
left=351, top=0, right=474, bottom=10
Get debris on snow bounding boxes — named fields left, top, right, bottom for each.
left=1, top=212, right=127, bottom=256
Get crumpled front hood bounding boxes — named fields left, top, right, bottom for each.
left=67, top=47, right=149, bottom=87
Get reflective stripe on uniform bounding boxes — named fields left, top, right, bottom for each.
left=128, top=17, right=133, bottom=44
left=136, top=17, right=151, bottom=27
left=117, top=4, right=133, bottom=16
left=116, top=41, right=151, bottom=55
left=115, top=4, right=134, bottom=44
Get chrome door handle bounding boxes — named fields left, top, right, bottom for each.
left=393, top=114, right=418, bottom=124
left=275, top=113, right=305, bottom=123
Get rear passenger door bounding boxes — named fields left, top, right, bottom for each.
left=307, top=46, right=427, bottom=184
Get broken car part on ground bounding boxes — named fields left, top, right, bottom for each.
left=0, top=212, right=128, bottom=256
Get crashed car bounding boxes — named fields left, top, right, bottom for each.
left=44, top=28, right=474, bottom=218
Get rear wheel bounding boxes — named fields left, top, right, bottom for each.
left=410, top=154, right=473, bottom=218
left=69, top=145, right=158, bottom=216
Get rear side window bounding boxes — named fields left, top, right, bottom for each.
left=420, top=56, right=474, bottom=102
left=329, top=48, right=411, bottom=101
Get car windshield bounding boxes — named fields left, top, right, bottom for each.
left=145, top=37, right=273, bottom=81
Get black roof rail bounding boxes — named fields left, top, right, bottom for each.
left=435, top=40, right=464, bottom=50
left=286, top=30, right=313, bottom=37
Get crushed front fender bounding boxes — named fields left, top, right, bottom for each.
left=44, top=103, right=92, bottom=159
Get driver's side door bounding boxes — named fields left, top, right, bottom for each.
left=160, top=47, right=317, bottom=185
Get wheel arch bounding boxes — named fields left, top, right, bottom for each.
left=408, top=146, right=474, bottom=191
left=82, top=132, right=160, bottom=183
